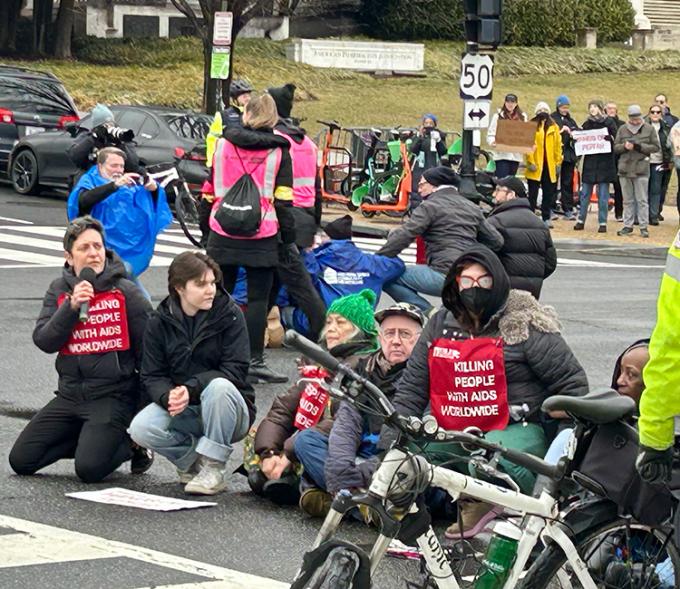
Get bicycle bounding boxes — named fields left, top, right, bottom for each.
left=284, top=330, right=679, bottom=589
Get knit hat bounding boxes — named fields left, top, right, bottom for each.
left=91, top=104, right=115, bottom=128
left=267, top=83, right=296, bottom=119
left=534, top=101, right=551, bottom=115
left=588, top=99, right=605, bottom=113
left=324, top=214, right=353, bottom=240
left=556, top=95, right=570, bottom=108
left=423, top=113, right=438, bottom=125
left=423, top=166, right=460, bottom=187
left=326, top=289, right=378, bottom=337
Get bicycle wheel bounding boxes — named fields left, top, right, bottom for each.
left=174, top=184, right=203, bottom=248
left=301, top=547, right=362, bottom=589
left=521, top=517, right=680, bottom=589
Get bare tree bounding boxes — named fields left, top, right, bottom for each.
left=53, top=0, right=76, bottom=58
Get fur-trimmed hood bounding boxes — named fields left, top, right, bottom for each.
left=496, top=289, right=561, bottom=345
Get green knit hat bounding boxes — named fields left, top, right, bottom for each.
left=326, top=289, right=378, bottom=337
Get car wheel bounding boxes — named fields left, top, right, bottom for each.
left=11, top=149, right=40, bottom=195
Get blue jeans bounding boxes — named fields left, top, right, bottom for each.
left=544, top=428, right=573, bottom=465
left=384, top=264, right=446, bottom=312
left=648, top=164, right=665, bottom=222
left=294, top=428, right=329, bottom=490
left=122, top=260, right=151, bottom=301
left=579, top=182, right=609, bottom=225
left=128, top=378, right=250, bottom=471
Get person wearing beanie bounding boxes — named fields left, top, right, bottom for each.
left=551, top=95, right=580, bottom=221
left=90, top=104, right=115, bottom=128
left=247, top=290, right=377, bottom=506
left=574, top=100, right=619, bottom=233
left=267, top=83, right=297, bottom=121
left=487, top=176, right=556, bottom=298
left=410, top=113, right=448, bottom=209
left=378, top=166, right=503, bottom=312
left=526, top=103, right=563, bottom=227
left=487, top=93, right=528, bottom=178
left=323, top=214, right=353, bottom=240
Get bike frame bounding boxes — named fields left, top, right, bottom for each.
left=311, top=447, right=598, bottom=589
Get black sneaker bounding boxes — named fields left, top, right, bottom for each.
left=248, top=357, right=288, bottom=384
left=659, top=213, right=665, bottom=221
left=650, top=219, right=660, bottom=226
left=617, top=227, right=634, bottom=236
left=573, top=222, right=585, bottom=231
left=598, top=225, right=607, bottom=233
left=130, top=445, right=154, bottom=475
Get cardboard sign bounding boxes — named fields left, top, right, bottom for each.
left=294, top=366, right=330, bottom=430
left=57, top=290, right=130, bottom=355
left=494, top=119, right=537, bottom=154
left=428, top=337, right=509, bottom=432
left=573, top=128, right=612, bottom=156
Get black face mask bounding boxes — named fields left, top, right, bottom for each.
left=459, top=287, right=493, bottom=317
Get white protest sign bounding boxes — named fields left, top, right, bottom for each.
left=66, top=488, right=217, bottom=511
left=573, top=128, right=612, bottom=157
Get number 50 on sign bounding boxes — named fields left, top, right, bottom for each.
left=459, top=53, right=494, bottom=100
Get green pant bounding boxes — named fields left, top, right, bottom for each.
left=416, top=423, right=547, bottom=495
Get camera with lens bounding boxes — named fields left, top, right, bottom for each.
left=105, top=126, right=135, bottom=143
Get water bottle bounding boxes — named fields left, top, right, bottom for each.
left=474, top=521, right=521, bottom=589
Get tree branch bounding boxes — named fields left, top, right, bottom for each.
left=169, top=0, right=207, bottom=41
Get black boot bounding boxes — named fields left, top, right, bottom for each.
left=248, top=357, right=288, bottom=384
left=130, top=444, right=154, bottom=475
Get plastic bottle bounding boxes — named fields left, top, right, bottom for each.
left=474, top=521, right=521, bottom=589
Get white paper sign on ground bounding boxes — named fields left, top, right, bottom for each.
left=66, top=488, right=217, bottom=511
left=573, top=128, right=612, bottom=156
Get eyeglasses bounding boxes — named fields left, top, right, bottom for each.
left=380, top=328, right=420, bottom=342
left=457, top=275, right=493, bottom=289
left=650, top=109, right=662, bottom=114
left=493, top=187, right=511, bottom=194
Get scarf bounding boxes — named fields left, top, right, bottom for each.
left=626, top=121, right=643, bottom=134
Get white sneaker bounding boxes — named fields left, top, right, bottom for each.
left=176, top=458, right=200, bottom=484
left=184, top=457, right=228, bottom=495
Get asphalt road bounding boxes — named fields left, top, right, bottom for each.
left=0, top=185, right=670, bottom=588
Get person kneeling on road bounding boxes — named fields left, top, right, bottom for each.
left=293, top=303, right=425, bottom=518
left=9, top=217, right=152, bottom=483
left=128, top=252, right=255, bottom=495
left=378, top=166, right=503, bottom=313
left=379, top=245, right=588, bottom=539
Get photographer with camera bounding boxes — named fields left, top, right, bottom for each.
left=410, top=113, right=447, bottom=209
left=68, top=104, right=143, bottom=177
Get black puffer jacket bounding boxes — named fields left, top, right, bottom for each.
left=580, top=117, right=618, bottom=184
left=33, top=252, right=151, bottom=401
left=551, top=110, right=579, bottom=163
left=141, top=290, right=256, bottom=425
left=487, top=198, right=557, bottom=299
left=381, top=246, right=587, bottom=445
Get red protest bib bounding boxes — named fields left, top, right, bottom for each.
left=57, top=290, right=130, bottom=355
left=428, top=337, right=509, bottom=432
left=294, top=366, right=330, bottom=431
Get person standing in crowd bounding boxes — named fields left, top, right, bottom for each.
left=246, top=290, right=377, bottom=506
left=222, top=79, right=253, bottom=130
left=378, top=166, right=503, bottom=313
left=655, top=94, right=679, bottom=216
left=526, top=102, right=563, bottom=228
left=614, top=105, right=660, bottom=239
left=128, top=252, right=254, bottom=495
left=487, top=176, right=556, bottom=299
left=645, top=104, right=673, bottom=226
left=605, top=102, right=625, bottom=222
left=9, top=217, right=152, bottom=483
left=668, top=118, right=680, bottom=218
left=205, top=93, right=295, bottom=384
left=551, top=95, right=579, bottom=220
left=655, top=93, right=679, bottom=128
left=294, top=303, right=425, bottom=517
left=410, top=113, right=447, bottom=209
left=574, top=100, right=618, bottom=233
left=486, top=93, right=528, bottom=178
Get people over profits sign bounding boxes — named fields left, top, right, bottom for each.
left=428, top=337, right=509, bottom=432
left=573, top=128, right=612, bottom=157
left=57, top=290, right=130, bottom=355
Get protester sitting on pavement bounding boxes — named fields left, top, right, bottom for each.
left=379, top=245, right=588, bottom=539
left=67, top=146, right=173, bottom=298
left=526, top=102, right=563, bottom=228
left=378, top=166, right=503, bottom=313
left=487, top=176, right=557, bottom=299
left=9, top=217, right=152, bottom=483
left=410, top=113, right=447, bottom=209
left=128, top=251, right=254, bottom=496
left=293, top=303, right=425, bottom=518
left=605, top=102, right=625, bottom=222
left=551, top=95, right=579, bottom=221
left=245, top=290, right=378, bottom=506
left=645, top=104, right=673, bottom=226
left=614, top=105, right=660, bottom=239
left=573, top=100, right=618, bottom=233
left=205, top=93, right=295, bottom=384
left=486, top=93, right=528, bottom=178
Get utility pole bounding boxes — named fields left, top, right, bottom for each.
left=208, top=1, right=233, bottom=115
left=459, top=0, right=502, bottom=200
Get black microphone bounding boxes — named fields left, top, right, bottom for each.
left=78, top=267, right=97, bottom=322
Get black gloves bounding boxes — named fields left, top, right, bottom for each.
left=636, top=444, right=673, bottom=484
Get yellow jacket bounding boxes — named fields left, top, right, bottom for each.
left=639, top=231, right=680, bottom=449
left=205, top=112, right=223, bottom=169
left=525, top=122, right=563, bottom=183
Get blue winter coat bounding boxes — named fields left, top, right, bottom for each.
left=67, top=166, right=172, bottom=276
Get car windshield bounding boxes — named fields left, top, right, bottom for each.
left=162, top=113, right=211, bottom=141
left=0, top=78, right=75, bottom=116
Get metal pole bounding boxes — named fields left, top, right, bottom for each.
left=458, top=41, right=480, bottom=200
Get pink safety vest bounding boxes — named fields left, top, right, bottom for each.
left=209, top=138, right=282, bottom=240
left=274, top=129, right=317, bottom=209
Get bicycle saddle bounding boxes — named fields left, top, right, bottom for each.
left=542, top=388, right=636, bottom=425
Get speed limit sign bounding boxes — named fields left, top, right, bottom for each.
left=459, top=53, right=494, bottom=100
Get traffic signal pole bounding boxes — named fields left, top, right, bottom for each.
left=458, top=43, right=480, bottom=200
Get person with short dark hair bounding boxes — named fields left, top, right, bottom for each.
left=9, top=217, right=152, bottom=483
left=128, top=251, right=254, bottom=495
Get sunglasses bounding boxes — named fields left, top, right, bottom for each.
left=651, top=110, right=662, bottom=114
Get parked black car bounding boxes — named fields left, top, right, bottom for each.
left=8, top=104, right=211, bottom=195
left=0, top=65, right=80, bottom=181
